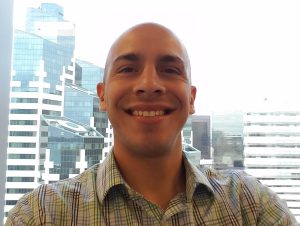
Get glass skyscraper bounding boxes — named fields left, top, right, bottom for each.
left=4, top=4, right=111, bottom=221
left=75, top=59, right=104, bottom=92
left=40, top=115, right=104, bottom=182
left=72, top=59, right=108, bottom=137
left=64, top=84, right=108, bottom=149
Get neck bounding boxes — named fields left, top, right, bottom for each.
left=113, top=143, right=186, bottom=210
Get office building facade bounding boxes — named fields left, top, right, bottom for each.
left=75, top=59, right=104, bottom=92
left=244, top=105, right=300, bottom=221
left=5, top=3, right=76, bottom=217
left=212, top=111, right=244, bottom=169
left=191, top=115, right=211, bottom=159
left=40, top=115, right=104, bottom=183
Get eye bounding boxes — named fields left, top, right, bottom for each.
left=118, top=66, right=138, bottom=74
left=160, top=66, right=181, bottom=75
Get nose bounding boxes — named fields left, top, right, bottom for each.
left=133, top=65, right=166, bottom=96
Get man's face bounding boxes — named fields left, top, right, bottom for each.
left=97, top=24, right=196, bottom=157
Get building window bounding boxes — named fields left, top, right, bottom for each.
left=7, top=165, right=35, bottom=171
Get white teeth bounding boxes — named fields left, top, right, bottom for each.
left=132, top=110, right=165, bottom=117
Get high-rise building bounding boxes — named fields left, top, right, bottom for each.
left=5, top=3, right=75, bottom=217
left=182, top=115, right=211, bottom=149
left=40, top=115, right=104, bottom=183
left=182, top=117, right=193, bottom=145
left=182, top=115, right=211, bottom=165
left=26, top=3, right=65, bottom=32
left=75, top=59, right=104, bottom=92
left=64, top=84, right=108, bottom=150
left=244, top=100, right=300, bottom=222
left=26, top=3, right=75, bottom=60
left=191, top=115, right=211, bottom=159
left=72, top=59, right=108, bottom=137
left=0, top=1, right=13, bottom=223
left=212, top=111, right=244, bottom=169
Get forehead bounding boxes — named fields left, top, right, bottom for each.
left=108, top=25, right=187, bottom=65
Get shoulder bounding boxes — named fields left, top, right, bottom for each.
left=36, top=162, right=99, bottom=199
left=44, top=163, right=99, bottom=191
left=199, top=167, right=280, bottom=204
left=5, top=164, right=100, bottom=225
left=34, top=163, right=100, bottom=199
left=197, top=167, right=297, bottom=225
left=199, top=166, right=267, bottom=192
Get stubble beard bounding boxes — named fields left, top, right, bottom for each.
left=121, top=132, right=183, bottom=159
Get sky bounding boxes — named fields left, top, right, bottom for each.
left=13, top=0, right=300, bottom=114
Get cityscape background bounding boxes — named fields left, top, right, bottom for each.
left=13, top=0, right=300, bottom=114
left=0, top=0, right=300, bottom=224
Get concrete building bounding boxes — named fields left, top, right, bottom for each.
left=0, top=0, right=13, bottom=223
left=212, top=111, right=244, bottom=169
left=5, top=3, right=75, bottom=217
left=182, top=117, right=193, bottom=145
left=191, top=115, right=211, bottom=159
left=244, top=101, right=300, bottom=222
left=4, top=4, right=111, bottom=220
left=182, top=115, right=211, bottom=166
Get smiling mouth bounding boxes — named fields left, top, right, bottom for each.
left=126, top=109, right=173, bottom=117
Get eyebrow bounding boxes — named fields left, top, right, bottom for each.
left=113, top=53, right=185, bottom=64
left=158, top=55, right=185, bottom=65
left=113, top=53, right=140, bottom=64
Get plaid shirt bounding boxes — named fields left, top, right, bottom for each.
left=6, top=151, right=297, bottom=226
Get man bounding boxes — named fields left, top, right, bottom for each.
left=6, top=23, right=297, bottom=225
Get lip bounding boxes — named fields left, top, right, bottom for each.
left=124, top=104, right=175, bottom=116
left=132, top=110, right=165, bottom=117
left=123, top=103, right=175, bottom=123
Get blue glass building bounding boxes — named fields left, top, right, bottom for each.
left=26, top=3, right=64, bottom=33
left=5, top=3, right=76, bottom=217
left=12, top=29, right=74, bottom=96
left=40, top=115, right=104, bottom=182
left=75, top=59, right=104, bottom=92
left=64, top=84, right=108, bottom=138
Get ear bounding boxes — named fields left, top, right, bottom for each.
left=189, top=86, right=197, bottom=114
left=97, top=83, right=107, bottom=111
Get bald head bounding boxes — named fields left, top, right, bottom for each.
left=103, top=23, right=191, bottom=83
left=96, top=22, right=197, bottom=158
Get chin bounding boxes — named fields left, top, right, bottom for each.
left=129, top=141, right=177, bottom=159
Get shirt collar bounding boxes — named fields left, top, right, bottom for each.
left=96, top=150, right=127, bottom=203
left=96, top=149, right=215, bottom=203
left=183, top=154, right=215, bottom=200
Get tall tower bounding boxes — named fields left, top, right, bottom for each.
left=75, top=59, right=104, bottom=92
left=244, top=100, right=300, bottom=222
left=212, top=111, right=244, bottom=169
left=5, top=3, right=75, bottom=217
left=72, top=59, right=108, bottom=137
left=191, top=115, right=211, bottom=159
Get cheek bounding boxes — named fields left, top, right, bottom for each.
left=104, top=84, right=129, bottom=114
left=174, top=86, right=191, bottom=107
left=105, top=84, right=123, bottom=103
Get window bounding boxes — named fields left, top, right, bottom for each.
left=2, top=0, right=300, bottom=224
left=10, top=120, right=37, bottom=125
left=7, top=177, right=34, bottom=182
left=7, top=165, right=35, bottom=171
left=11, top=98, right=38, bottom=103
left=7, top=154, right=35, bottom=159
left=10, top=109, right=37, bottom=114
left=9, top=131, right=36, bottom=136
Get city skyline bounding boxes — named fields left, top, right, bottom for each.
left=4, top=3, right=91, bottom=219
left=13, top=0, right=300, bottom=114
left=2, top=0, right=300, bottom=222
